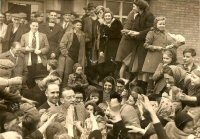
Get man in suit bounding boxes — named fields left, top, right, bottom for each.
left=3, top=13, right=29, bottom=52
left=21, top=20, right=49, bottom=87
left=59, top=10, right=73, bottom=32
left=39, top=10, right=63, bottom=59
left=39, top=83, right=60, bottom=111
left=0, top=42, right=27, bottom=83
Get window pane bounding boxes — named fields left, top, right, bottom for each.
left=123, top=2, right=133, bottom=16
left=90, top=0, right=103, bottom=6
left=106, top=1, right=120, bottom=15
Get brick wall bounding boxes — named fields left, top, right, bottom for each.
left=149, top=0, right=200, bottom=63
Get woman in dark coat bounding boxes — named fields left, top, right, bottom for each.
left=98, top=9, right=123, bottom=79
left=127, top=0, right=154, bottom=91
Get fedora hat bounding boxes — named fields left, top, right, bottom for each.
left=83, top=2, right=95, bottom=10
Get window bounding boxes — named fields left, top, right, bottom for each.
left=89, top=0, right=133, bottom=23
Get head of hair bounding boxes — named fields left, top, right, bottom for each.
left=162, top=49, right=177, bottom=65
left=153, top=16, right=166, bottom=28
left=48, top=59, right=58, bottom=70
left=163, top=65, right=174, bottom=76
left=73, top=63, right=82, bottom=72
left=103, top=8, right=114, bottom=19
left=133, top=0, right=149, bottom=11
left=46, top=122, right=66, bottom=139
left=29, top=20, right=39, bottom=24
left=183, top=48, right=196, bottom=57
left=85, top=101, right=97, bottom=113
left=22, top=113, right=39, bottom=132
left=131, top=86, right=144, bottom=94
left=103, top=76, right=116, bottom=92
left=116, top=79, right=125, bottom=86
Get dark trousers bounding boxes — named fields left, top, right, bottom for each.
left=27, top=63, right=47, bottom=88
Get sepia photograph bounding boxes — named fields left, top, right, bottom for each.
left=0, top=0, right=200, bottom=138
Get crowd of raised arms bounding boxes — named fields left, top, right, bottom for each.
left=0, top=0, right=200, bottom=139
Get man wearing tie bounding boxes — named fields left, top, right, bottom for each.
left=21, top=20, right=49, bottom=87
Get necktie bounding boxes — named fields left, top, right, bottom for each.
left=31, top=33, right=38, bottom=65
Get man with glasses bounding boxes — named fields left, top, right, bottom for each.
left=3, top=13, right=28, bottom=52
left=39, top=10, right=63, bottom=59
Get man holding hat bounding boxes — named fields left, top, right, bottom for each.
left=39, top=10, right=64, bottom=59
left=3, top=13, right=29, bottom=52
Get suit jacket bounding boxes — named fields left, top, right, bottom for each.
left=20, top=32, right=50, bottom=66
left=39, top=23, right=64, bottom=57
left=0, top=51, right=27, bottom=82
left=59, top=30, right=86, bottom=68
left=3, top=23, right=29, bottom=52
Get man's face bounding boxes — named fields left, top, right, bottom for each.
left=116, top=83, right=125, bottom=94
left=30, top=22, right=39, bottom=32
left=63, top=14, right=71, bottom=22
left=75, top=93, right=83, bottom=103
left=45, top=84, right=60, bottom=104
left=90, top=95, right=99, bottom=103
left=190, top=72, right=200, bottom=86
left=36, top=13, right=44, bottom=23
left=183, top=52, right=194, bottom=65
left=49, top=12, right=57, bottom=23
left=12, top=43, right=22, bottom=56
left=62, top=90, right=75, bottom=106
left=12, top=17, right=20, bottom=25
left=6, top=13, right=12, bottom=21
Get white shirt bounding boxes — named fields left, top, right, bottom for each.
left=27, top=31, right=42, bottom=66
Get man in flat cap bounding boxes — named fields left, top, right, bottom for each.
left=39, top=10, right=64, bottom=59
left=3, top=13, right=29, bottom=53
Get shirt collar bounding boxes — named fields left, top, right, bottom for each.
left=30, top=31, right=39, bottom=36
left=47, top=100, right=59, bottom=107
left=9, top=49, right=17, bottom=58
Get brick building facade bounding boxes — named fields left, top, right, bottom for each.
left=149, top=0, right=200, bottom=61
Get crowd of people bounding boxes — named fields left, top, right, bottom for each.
left=0, top=0, right=200, bottom=138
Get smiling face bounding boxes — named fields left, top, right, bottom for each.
left=73, top=22, right=82, bottom=31
left=30, top=22, right=39, bottom=33
left=156, top=20, right=166, bottom=31
left=63, top=14, right=71, bottom=22
left=49, top=12, right=57, bottom=23
left=45, top=84, right=60, bottom=104
left=104, top=13, right=112, bottom=24
left=163, top=53, right=172, bottom=65
left=104, top=81, right=113, bottom=93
